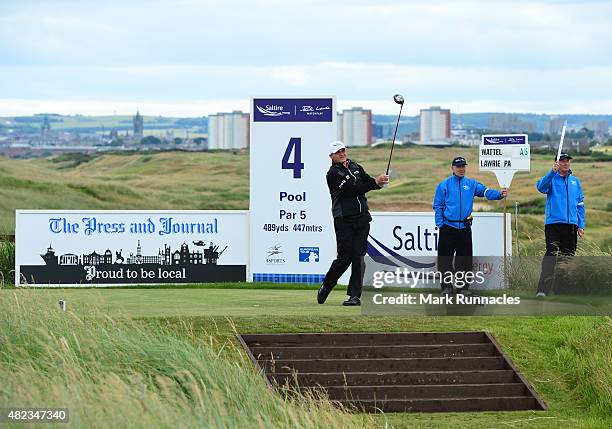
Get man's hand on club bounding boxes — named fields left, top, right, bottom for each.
left=376, top=174, right=390, bottom=186
left=578, top=228, right=585, bottom=237
left=501, top=188, right=508, bottom=198
left=552, top=161, right=559, bottom=172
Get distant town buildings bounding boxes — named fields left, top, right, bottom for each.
left=208, top=111, right=249, bottom=150
left=420, top=106, right=451, bottom=143
left=584, top=120, right=609, bottom=138
left=133, top=110, right=144, bottom=139
left=544, top=116, right=565, bottom=135
left=488, top=114, right=536, bottom=133
left=337, top=107, right=372, bottom=147
left=3, top=106, right=611, bottom=159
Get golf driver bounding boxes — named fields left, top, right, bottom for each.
left=386, top=94, right=404, bottom=175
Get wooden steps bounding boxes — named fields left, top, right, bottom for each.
left=238, top=331, right=547, bottom=413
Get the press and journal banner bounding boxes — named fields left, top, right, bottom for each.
left=249, top=97, right=337, bottom=283
left=366, top=212, right=511, bottom=289
left=15, top=210, right=248, bottom=286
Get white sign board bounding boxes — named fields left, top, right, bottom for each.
left=365, top=212, right=512, bottom=289
left=15, top=210, right=248, bottom=286
left=249, top=97, right=336, bottom=283
left=480, top=134, right=530, bottom=188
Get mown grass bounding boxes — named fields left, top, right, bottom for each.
left=0, top=289, right=374, bottom=429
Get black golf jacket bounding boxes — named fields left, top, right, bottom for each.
left=326, top=159, right=380, bottom=219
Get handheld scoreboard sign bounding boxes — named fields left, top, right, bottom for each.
left=480, top=134, right=530, bottom=188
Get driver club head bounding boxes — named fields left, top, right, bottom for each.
left=393, top=94, right=404, bottom=105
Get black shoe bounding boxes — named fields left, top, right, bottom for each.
left=457, top=288, right=472, bottom=296
left=342, top=296, right=361, bottom=306
left=317, top=285, right=332, bottom=304
left=441, top=287, right=453, bottom=296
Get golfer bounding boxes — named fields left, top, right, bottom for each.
left=535, top=153, right=585, bottom=297
left=317, top=141, right=389, bottom=306
left=433, top=156, right=508, bottom=295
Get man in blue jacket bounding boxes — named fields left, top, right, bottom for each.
left=535, top=153, right=585, bottom=297
left=433, top=156, right=508, bottom=294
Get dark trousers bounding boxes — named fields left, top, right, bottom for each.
left=537, top=223, right=577, bottom=295
left=437, top=225, right=473, bottom=290
left=323, top=214, right=370, bottom=297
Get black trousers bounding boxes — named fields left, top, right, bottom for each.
left=537, top=223, right=577, bottom=295
left=323, top=214, right=370, bottom=298
left=437, top=225, right=473, bottom=290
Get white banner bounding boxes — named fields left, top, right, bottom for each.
left=249, top=97, right=336, bottom=283
left=365, top=212, right=511, bottom=289
left=15, top=210, right=248, bottom=286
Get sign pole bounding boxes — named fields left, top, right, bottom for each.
left=514, top=201, right=519, bottom=255
left=480, top=134, right=530, bottom=289
left=503, top=197, right=508, bottom=287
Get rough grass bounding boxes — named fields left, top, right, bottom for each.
left=0, top=290, right=374, bottom=429
left=0, top=240, right=14, bottom=287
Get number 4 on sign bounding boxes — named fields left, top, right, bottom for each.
left=282, top=137, right=305, bottom=178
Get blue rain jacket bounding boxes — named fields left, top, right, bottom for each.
left=433, top=175, right=503, bottom=229
left=536, top=169, right=585, bottom=228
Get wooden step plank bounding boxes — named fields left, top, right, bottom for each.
left=242, top=332, right=488, bottom=347
left=341, top=396, right=542, bottom=412
left=296, top=383, right=527, bottom=400
left=270, top=369, right=517, bottom=387
left=263, top=356, right=506, bottom=373
left=252, top=343, right=497, bottom=360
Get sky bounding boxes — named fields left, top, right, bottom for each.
left=1, top=0, right=611, bottom=116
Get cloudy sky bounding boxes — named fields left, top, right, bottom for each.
left=1, top=0, right=611, bottom=116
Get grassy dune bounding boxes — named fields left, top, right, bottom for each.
left=0, top=290, right=374, bottom=429
left=1, top=147, right=610, bottom=252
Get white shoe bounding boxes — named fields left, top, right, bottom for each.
left=535, top=292, right=546, bottom=298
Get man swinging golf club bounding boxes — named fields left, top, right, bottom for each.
left=317, top=94, right=402, bottom=306
left=433, top=156, right=508, bottom=295
left=317, top=141, right=389, bottom=306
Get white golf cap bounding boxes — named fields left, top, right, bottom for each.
left=329, top=140, right=346, bottom=155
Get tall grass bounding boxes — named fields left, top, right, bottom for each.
left=508, top=237, right=612, bottom=294
left=0, top=290, right=373, bottom=429
left=554, top=317, right=612, bottom=417
left=0, top=240, right=15, bottom=288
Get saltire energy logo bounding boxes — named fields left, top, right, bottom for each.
left=367, top=234, right=435, bottom=269
left=253, top=98, right=333, bottom=122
